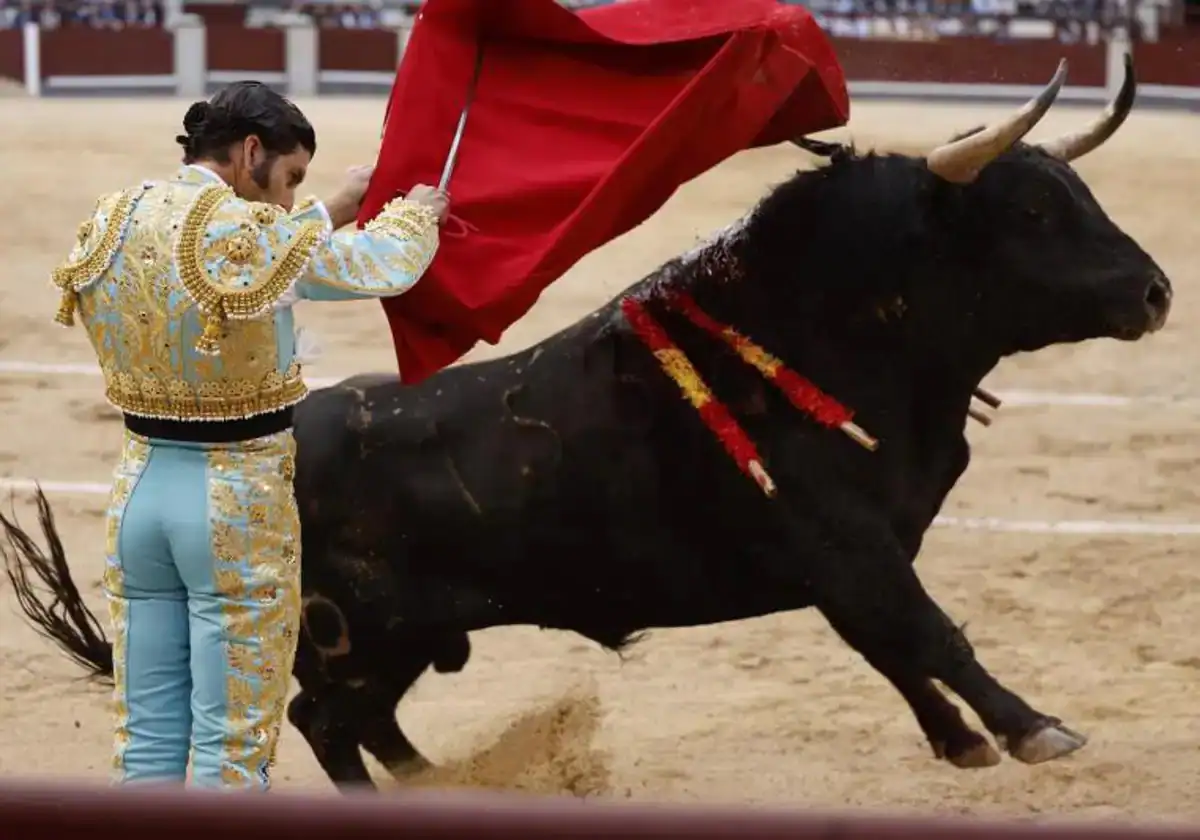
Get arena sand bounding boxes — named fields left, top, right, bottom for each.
left=1, top=96, right=1198, bottom=820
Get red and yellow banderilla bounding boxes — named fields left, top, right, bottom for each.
left=621, top=294, right=878, bottom=498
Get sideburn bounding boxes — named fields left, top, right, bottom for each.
left=251, top=155, right=275, bottom=190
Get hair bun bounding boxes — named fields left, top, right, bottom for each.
left=182, top=101, right=210, bottom=135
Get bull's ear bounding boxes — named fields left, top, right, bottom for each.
left=926, top=58, right=1068, bottom=184
left=1035, top=53, right=1136, bottom=162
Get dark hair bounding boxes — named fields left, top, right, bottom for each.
left=175, top=81, right=317, bottom=164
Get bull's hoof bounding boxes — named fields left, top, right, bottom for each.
left=946, top=741, right=1003, bottom=769
left=1009, top=721, right=1088, bottom=764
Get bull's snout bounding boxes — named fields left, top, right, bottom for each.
left=1107, top=269, right=1171, bottom=341
left=1142, top=270, right=1172, bottom=332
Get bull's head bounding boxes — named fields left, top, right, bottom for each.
left=776, top=55, right=1170, bottom=365
left=921, top=55, right=1170, bottom=350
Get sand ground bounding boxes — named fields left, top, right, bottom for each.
left=0, top=95, right=1198, bottom=820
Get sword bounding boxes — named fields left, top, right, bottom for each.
left=438, top=39, right=486, bottom=192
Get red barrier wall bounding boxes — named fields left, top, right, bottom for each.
left=831, top=37, right=1107, bottom=86
left=319, top=27, right=398, bottom=72
left=39, top=27, right=173, bottom=76
left=1134, top=31, right=1200, bottom=86
left=23, top=25, right=1200, bottom=88
left=206, top=25, right=285, bottom=74
left=0, top=28, right=22, bottom=83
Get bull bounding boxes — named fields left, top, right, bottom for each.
left=3, top=57, right=1173, bottom=791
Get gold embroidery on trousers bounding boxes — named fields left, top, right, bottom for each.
left=206, top=432, right=301, bottom=789
left=103, top=432, right=151, bottom=782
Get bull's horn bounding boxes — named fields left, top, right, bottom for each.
left=926, top=58, right=1069, bottom=184
left=1036, top=53, right=1136, bottom=162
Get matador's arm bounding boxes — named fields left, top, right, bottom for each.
left=173, top=185, right=442, bottom=355
left=282, top=195, right=440, bottom=302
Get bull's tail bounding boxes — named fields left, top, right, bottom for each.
left=1, top=487, right=114, bottom=682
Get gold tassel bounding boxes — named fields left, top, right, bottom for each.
left=195, top=311, right=224, bottom=356
left=54, top=289, right=77, bottom=327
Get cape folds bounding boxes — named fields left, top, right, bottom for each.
left=359, top=0, right=849, bottom=383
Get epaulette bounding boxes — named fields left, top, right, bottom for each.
left=174, top=183, right=327, bottom=355
left=52, top=183, right=151, bottom=327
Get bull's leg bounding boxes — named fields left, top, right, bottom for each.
left=359, top=630, right=472, bottom=781
left=358, top=705, right=432, bottom=780
left=287, top=646, right=443, bottom=789
left=879, top=670, right=999, bottom=768
left=355, top=653, right=437, bottom=780
left=806, top=535, right=1086, bottom=766
left=287, top=687, right=377, bottom=788
left=286, top=684, right=431, bottom=789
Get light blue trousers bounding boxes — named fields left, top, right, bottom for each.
left=102, top=429, right=301, bottom=790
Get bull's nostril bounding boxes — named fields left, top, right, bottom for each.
left=1144, top=277, right=1170, bottom=313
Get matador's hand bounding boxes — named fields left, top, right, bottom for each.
left=406, top=184, right=451, bottom=223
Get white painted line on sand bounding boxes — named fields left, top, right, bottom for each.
left=0, top=478, right=111, bottom=495
left=1, top=360, right=1197, bottom=410
left=995, top=390, right=1200, bottom=408
left=2, top=477, right=1199, bottom=536
left=932, top=516, right=1200, bottom=536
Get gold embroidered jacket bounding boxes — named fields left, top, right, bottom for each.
left=51, top=165, right=440, bottom=422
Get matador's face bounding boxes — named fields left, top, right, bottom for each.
left=232, top=135, right=311, bottom=211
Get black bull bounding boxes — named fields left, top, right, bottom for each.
left=2, top=58, right=1174, bottom=790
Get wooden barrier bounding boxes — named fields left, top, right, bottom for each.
left=319, top=27, right=400, bottom=74
left=39, top=27, right=173, bottom=77
left=206, top=24, right=286, bottom=75
left=1134, top=30, right=1200, bottom=86
left=0, top=780, right=1199, bottom=840
left=832, top=36, right=1107, bottom=86
left=0, top=28, right=22, bottom=83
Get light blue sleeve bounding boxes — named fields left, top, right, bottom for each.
left=288, top=196, right=441, bottom=302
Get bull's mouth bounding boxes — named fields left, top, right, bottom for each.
left=1113, top=324, right=1153, bottom=341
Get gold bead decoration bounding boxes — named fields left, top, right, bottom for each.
left=223, top=232, right=256, bottom=265
left=196, top=312, right=225, bottom=356
left=251, top=204, right=281, bottom=226
left=55, top=289, right=77, bottom=327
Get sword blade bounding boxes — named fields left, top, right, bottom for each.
left=438, top=39, right=486, bottom=192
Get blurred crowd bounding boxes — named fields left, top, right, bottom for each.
left=301, top=2, right=382, bottom=27
left=1, top=0, right=162, bottom=27
left=806, top=0, right=1184, bottom=41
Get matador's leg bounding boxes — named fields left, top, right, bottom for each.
left=171, top=431, right=302, bottom=790
left=104, top=432, right=192, bottom=784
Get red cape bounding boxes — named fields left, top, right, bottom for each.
left=358, top=0, right=849, bottom=383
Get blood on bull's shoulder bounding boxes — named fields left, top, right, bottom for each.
left=1, top=56, right=1171, bottom=790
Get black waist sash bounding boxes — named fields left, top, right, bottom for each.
left=123, top=407, right=294, bottom=444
